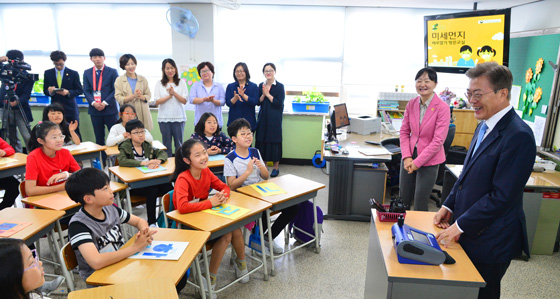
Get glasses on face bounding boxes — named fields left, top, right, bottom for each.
left=53, top=62, right=64, bottom=67
left=48, top=135, right=65, bottom=141
left=200, top=70, right=212, bottom=74
left=24, top=249, right=40, bottom=272
left=123, top=112, right=136, bottom=116
left=235, top=70, right=245, bottom=74
left=264, top=70, right=274, bottom=74
left=131, top=129, right=146, bottom=135
left=464, top=90, right=495, bottom=101
left=239, top=131, right=252, bottom=138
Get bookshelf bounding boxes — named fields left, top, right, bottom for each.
left=377, top=92, right=417, bottom=124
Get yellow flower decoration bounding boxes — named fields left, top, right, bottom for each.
left=534, top=87, right=543, bottom=103
left=535, top=58, right=544, bottom=75
left=525, top=68, right=533, bottom=83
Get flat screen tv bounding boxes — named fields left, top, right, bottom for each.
left=424, top=8, right=511, bottom=74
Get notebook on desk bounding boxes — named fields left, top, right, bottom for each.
left=383, top=144, right=401, bottom=154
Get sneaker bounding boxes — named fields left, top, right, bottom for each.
left=270, top=169, right=280, bottom=177
left=266, top=240, right=283, bottom=254
left=200, top=276, right=217, bottom=299
left=235, top=262, right=249, bottom=283
left=149, top=223, right=158, bottom=228
left=37, top=276, right=64, bottom=296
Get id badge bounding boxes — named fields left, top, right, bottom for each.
left=93, top=91, right=102, bottom=103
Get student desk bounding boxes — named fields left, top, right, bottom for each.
left=105, top=140, right=167, bottom=167
left=236, top=174, right=325, bottom=275
left=364, top=210, right=485, bottom=299
left=22, top=181, right=128, bottom=247
left=322, top=132, right=396, bottom=221
left=109, top=158, right=175, bottom=214
left=166, top=191, right=272, bottom=298
left=443, top=164, right=560, bottom=255
left=0, top=152, right=27, bottom=179
left=68, top=277, right=178, bottom=299
left=66, top=141, right=107, bottom=163
left=86, top=228, right=210, bottom=292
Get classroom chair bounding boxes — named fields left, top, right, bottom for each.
left=430, top=122, right=456, bottom=207
left=59, top=242, right=77, bottom=292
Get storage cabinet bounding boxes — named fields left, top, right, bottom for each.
left=452, top=109, right=478, bottom=149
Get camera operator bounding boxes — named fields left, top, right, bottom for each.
left=0, top=50, right=34, bottom=153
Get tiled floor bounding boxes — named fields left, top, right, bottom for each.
left=38, top=164, right=559, bottom=299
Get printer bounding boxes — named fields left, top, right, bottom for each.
left=349, top=115, right=381, bottom=135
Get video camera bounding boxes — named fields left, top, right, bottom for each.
left=1, top=58, right=39, bottom=102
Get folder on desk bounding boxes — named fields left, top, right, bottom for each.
left=0, top=157, right=17, bottom=164
left=136, top=165, right=166, bottom=173
left=33, top=194, right=77, bottom=211
left=0, top=221, right=32, bottom=237
left=209, top=154, right=226, bottom=162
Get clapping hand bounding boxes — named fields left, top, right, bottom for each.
left=237, top=86, right=246, bottom=100
left=209, top=190, right=228, bottom=207
left=262, top=84, right=271, bottom=97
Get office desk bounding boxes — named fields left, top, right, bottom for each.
left=66, top=142, right=106, bottom=163
left=86, top=228, right=210, bottom=288
left=109, top=158, right=175, bottom=214
left=0, top=153, right=27, bottom=179
left=237, top=174, right=325, bottom=275
left=323, top=132, right=396, bottom=221
left=364, top=210, right=485, bottom=299
left=68, top=277, right=178, bottom=299
left=443, top=164, right=560, bottom=255
left=166, top=191, right=272, bottom=297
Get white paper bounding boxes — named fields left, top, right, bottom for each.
left=63, top=144, right=88, bottom=151
left=128, top=241, right=189, bottom=260
left=392, top=119, right=403, bottom=131
left=542, top=105, right=548, bottom=114
left=358, top=147, right=392, bottom=156
left=511, top=85, right=521, bottom=109
left=533, top=116, right=546, bottom=146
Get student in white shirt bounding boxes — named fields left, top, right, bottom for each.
left=106, top=104, right=153, bottom=147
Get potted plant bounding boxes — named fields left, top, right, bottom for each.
left=292, top=87, right=330, bottom=113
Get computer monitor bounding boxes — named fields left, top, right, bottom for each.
left=328, top=103, right=350, bottom=142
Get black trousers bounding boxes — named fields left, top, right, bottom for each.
left=129, top=183, right=173, bottom=225
left=261, top=204, right=300, bottom=239
left=0, top=176, right=20, bottom=210
left=474, top=261, right=511, bottom=299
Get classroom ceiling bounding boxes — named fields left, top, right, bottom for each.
left=0, top=0, right=541, bottom=10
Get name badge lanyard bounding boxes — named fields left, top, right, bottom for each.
left=93, top=65, right=105, bottom=102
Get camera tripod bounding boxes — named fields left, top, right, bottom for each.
left=0, top=84, right=32, bottom=152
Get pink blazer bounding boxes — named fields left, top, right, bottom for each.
left=399, top=94, right=450, bottom=167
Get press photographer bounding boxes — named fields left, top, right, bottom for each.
left=0, top=50, right=38, bottom=152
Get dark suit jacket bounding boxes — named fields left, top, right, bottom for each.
left=43, top=67, right=83, bottom=121
left=256, top=81, right=285, bottom=143
left=0, top=80, right=34, bottom=122
left=443, top=108, right=534, bottom=264
left=82, top=66, right=119, bottom=116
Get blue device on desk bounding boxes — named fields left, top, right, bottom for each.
left=391, top=217, right=446, bottom=265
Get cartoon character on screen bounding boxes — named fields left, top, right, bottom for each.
left=476, top=45, right=497, bottom=64
left=456, top=45, right=476, bottom=67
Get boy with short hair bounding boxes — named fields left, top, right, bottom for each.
left=117, top=119, right=173, bottom=226
left=66, top=168, right=155, bottom=284
left=225, top=118, right=298, bottom=254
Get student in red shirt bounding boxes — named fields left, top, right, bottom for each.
left=0, top=137, right=20, bottom=210
left=25, top=121, right=80, bottom=196
left=172, top=139, right=248, bottom=294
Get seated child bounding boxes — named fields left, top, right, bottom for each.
left=66, top=168, right=157, bottom=287
left=0, top=137, right=20, bottom=210
left=25, top=121, right=81, bottom=196
left=42, top=103, right=80, bottom=145
left=190, top=112, right=234, bottom=155
left=117, top=119, right=172, bottom=226
left=106, top=104, right=154, bottom=147
left=172, top=139, right=249, bottom=293
left=0, top=238, right=46, bottom=299
left=225, top=118, right=298, bottom=254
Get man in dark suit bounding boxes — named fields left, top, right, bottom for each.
left=434, top=62, right=535, bottom=299
left=43, top=50, right=83, bottom=137
left=0, top=50, right=34, bottom=152
left=82, top=48, right=119, bottom=154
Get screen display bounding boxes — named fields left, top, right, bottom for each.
left=411, top=230, right=430, bottom=245
left=333, top=103, right=350, bottom=129
left=425, top=9, right=510, bottom=73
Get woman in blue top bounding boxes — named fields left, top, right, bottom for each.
left=189, top=62, right=226, bottom=127
left=256, top=63, right=285, bottom=177
left=225, top=62, right=259, bottom=131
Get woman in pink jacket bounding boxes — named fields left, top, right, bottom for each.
left=399, top=68, right=450, bottom=211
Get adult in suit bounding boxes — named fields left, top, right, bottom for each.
left=0, top=50, right=34, bottom=153
left=82, top=48, right=119, bottom=152
left=43, top=50, right=83, bottom=137
left=399, top=67, right=450, bottom=211
left=434, top=62, right=535, bottom=299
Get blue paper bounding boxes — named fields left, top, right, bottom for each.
left=209, top=154, right=226, bottom=162
left=136, top=165, right=166, bottom=173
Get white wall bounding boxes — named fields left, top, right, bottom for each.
left=511, top=0, right=560, bottom=33
left=171, top=3, right=215, bottom=67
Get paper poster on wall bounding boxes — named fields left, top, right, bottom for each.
left=533, top=115, right=546, bottom=146
left=511, top=85, right=521, bottom=109
left=129, top=241, right=189, bottom=260
left=179, top=65, right=200, bottom=111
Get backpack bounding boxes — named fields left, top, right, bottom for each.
left=156, top=190, right=178, bottom=229
left=288, top=200, right=324, bottom=244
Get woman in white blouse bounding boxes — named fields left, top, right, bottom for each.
left=151, top=58, right=188, bottom=156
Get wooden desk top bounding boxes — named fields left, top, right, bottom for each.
left=68, top=277, right=178, bottom=299
left=166, top=191, right=272, bottom=233
left=0, top=153, right=27, bottom=170
left=86, top=228, right=210, bottom=286
left=109, top=158, right=175, bottom=183
left=106, top=140, right=167, bottom=157
left=374, top=210, right=484, bottom=284
left=236, top=174, right=325, bottom=205
left=21, top=181, right=128, bottom=211
left=0, top=208, right=65, bottom=241
left=66, top=141, right=107, bottom=156
left=208, top=155, right=225, bottom=168
left=323, top=132, right=396, bottom=160
left=447, top=164, right=560, bottom=188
